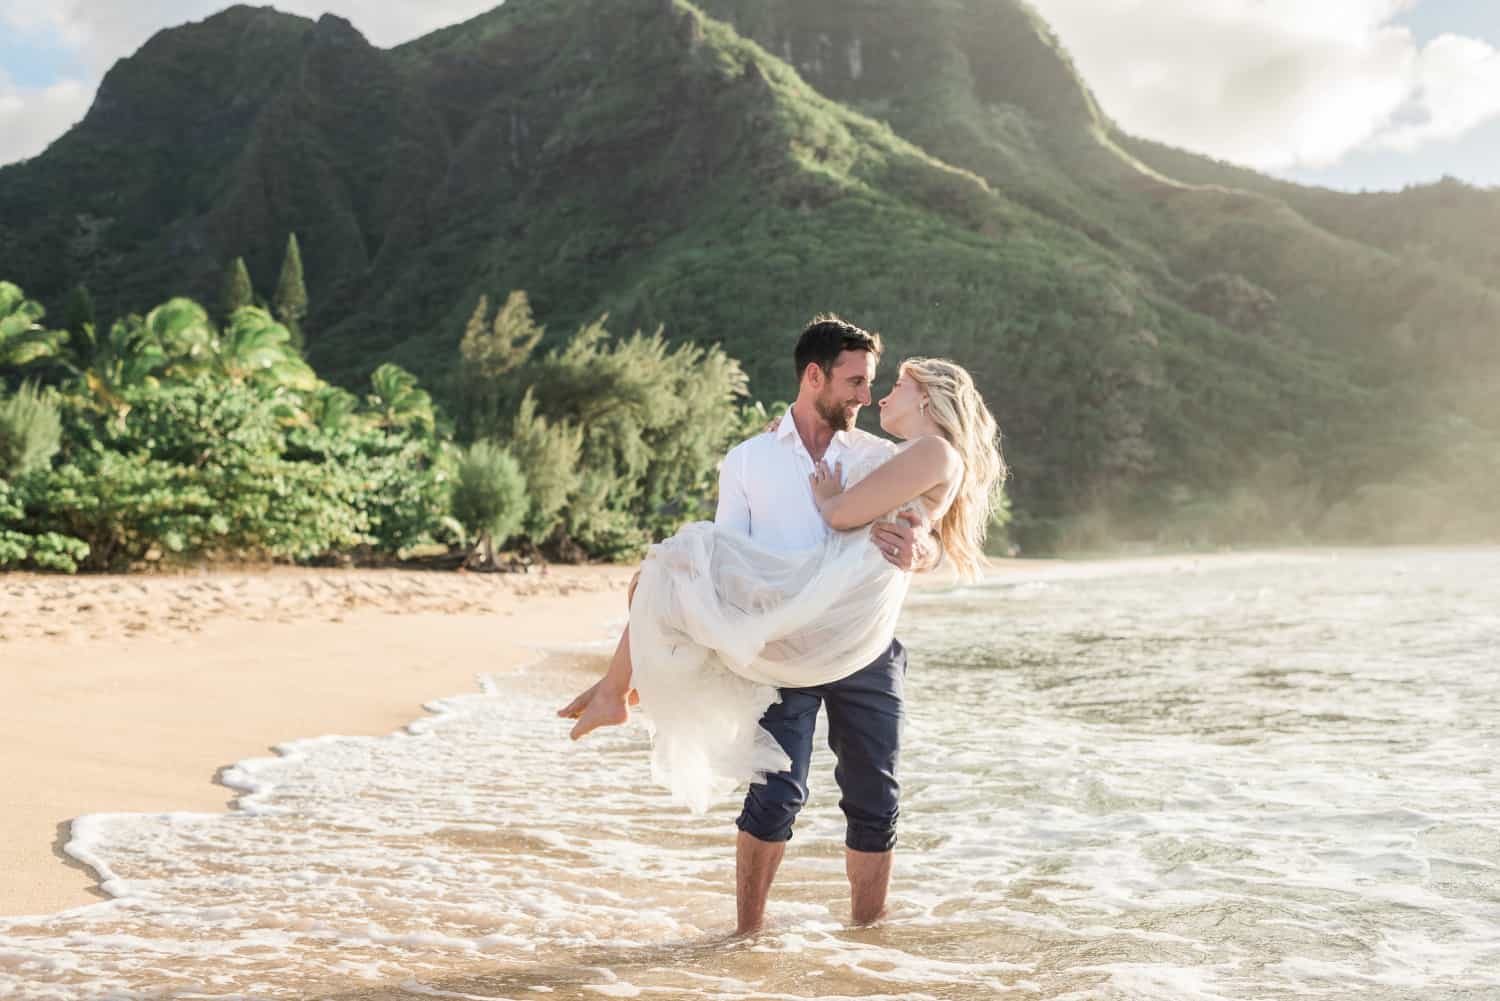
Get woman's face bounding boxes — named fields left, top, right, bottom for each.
left=878, top=370, right=926, bottom=436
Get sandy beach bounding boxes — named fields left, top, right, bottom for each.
left=0, top=549, right=1325, bottom=920
left=0, top=565, right=636, bottom=917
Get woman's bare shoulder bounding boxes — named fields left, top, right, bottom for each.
left=905, top=435, right=962, bottom=471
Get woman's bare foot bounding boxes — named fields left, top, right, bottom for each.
left=557, top=682, right=598, bottom=720
left=558, top=682, right=638, bottom=720
left=568, top=686, right=632, bottom=740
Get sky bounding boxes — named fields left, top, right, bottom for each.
left=0, top=0, right=1497, bottom=191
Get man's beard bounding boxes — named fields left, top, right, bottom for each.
left=815, top=396, right=857, bottom=432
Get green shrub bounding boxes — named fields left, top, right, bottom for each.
left=0, top=383, right=62, bottom=479
left=0, top=479, right=90, bottom=572
left=504, top=389, right=582, bottom=542
left=451, top=441, right=529, bottom=557
left=285, top=422, right=457, bottom=556
left=30, top=445, right=369, bottom=571
left=26, top=377, right=369, bottom=569
left=514, top=318, right=748, bottom=558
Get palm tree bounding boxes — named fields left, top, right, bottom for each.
left=0, top=281, right=67, bottom=375
left=214, top=307, right=317, bottom=392
left=66, top=315, right=169, bottom=420
left=303, top=384, right=362, bottom=433
left=366, top=362, right=435, bottom=434
left=144, top=298, right=217, bottom=377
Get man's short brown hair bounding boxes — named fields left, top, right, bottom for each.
left=794, top=314, right=883, bottom=383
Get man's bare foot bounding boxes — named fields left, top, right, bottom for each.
left=558, top=682, right=638, bottom=720
left=568, top=688, right=631, bottom=740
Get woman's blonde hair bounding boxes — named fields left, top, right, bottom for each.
left=899, top=357, right=1008, bottom=581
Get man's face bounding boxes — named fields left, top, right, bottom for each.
left=814, top=350, right=876, bottom=432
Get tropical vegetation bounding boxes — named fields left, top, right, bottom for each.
left=0, top=278, right=758, bottom=572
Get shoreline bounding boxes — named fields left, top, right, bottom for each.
left=0, top=546, right=1413, bottom=918
left=1, top=565, right=635, bottom=918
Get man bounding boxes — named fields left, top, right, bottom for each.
left=715, top=315, right=935, bottom=935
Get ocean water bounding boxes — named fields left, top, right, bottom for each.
left=2, top=548, right=1497, bottom=1000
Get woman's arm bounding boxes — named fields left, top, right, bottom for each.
left=811, top=437, right=960, bottom=531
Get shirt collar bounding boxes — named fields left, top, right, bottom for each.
left=776, top=410, right=854, bottom=451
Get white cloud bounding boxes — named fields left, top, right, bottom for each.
left=0, top=71, right=93, bottom=165
left=1379, top=32, right=1500, bottom=150
left=1029, top=0, right=1500, bottom=170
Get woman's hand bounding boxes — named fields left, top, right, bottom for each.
left=810, top=459, right=845, bottom=514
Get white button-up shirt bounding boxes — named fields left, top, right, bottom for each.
left=715, top=411, right=897, bottom=554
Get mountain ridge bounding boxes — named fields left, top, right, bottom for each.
left=1, top=0, right=1494, bottom=546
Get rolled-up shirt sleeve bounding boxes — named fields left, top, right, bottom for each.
left=714, top=444, right=751, bottom=535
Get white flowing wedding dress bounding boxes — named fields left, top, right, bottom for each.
left=627, top=445, right=927, bottom=813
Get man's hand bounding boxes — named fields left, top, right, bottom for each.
left=871, top=510, right=939, bottom=572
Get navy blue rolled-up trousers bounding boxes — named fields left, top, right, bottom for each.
left=736, top=638, right=906, bottom=853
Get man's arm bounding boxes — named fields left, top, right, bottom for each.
left=871, top=511, right=940, bottom=572
left=714, top=444, right=751, bottom=534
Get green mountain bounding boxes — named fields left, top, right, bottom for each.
left=1, top=0, right=1495, bottom=548
left=1116, top=134, right=1500, bottom=293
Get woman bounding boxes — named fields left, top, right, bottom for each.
left=559, top=357, right=1006, bottom=812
